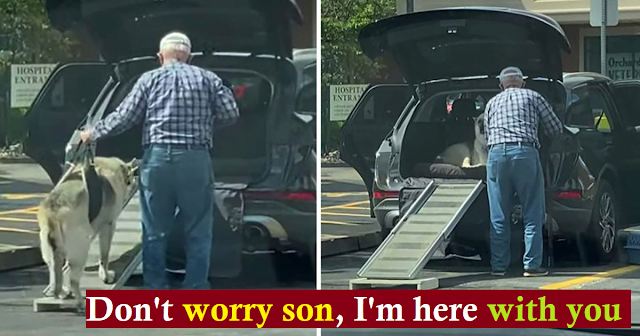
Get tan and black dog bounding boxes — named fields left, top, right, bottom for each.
left=38, top=157, right=138, bottom=310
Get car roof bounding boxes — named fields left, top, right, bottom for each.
left=562, top=72, right=612, bottom=89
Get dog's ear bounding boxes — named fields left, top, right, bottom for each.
left=127, top=158, right=139, bottom=172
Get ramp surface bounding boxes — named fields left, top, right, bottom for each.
left=358, top=180, right=484, bottom=280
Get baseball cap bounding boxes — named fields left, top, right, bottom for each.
left=159, top=32, right=192, bottom=52
left=499, top=66, right=524, bottom=81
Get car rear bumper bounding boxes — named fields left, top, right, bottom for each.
left=373, top=193, right=592, bottom=242
left=373, top=198, right=399, bottom=231
left=244, top=199, right=316, bottom=255
left=547, top=199, right=592, bottom=234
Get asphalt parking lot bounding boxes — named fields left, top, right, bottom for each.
left=0, top=163, right=50, bottom=254
left=320, top=167, right=379, bottom=242
left=320, top=167, right=640, bottom=327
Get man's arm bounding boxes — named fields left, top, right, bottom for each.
left=211, top=74, right=239, bottom=129
left=536, top=94, right=564, bottom=138
left=90, top=74, right=149, bottom=141
left=483, top=99, right=492, bottom=142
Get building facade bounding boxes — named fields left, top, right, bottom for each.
left=397, top=0, right=640, bottom=80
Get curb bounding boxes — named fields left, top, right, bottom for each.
left=0, top=246, right=43, bottom=272
left=321, top=232, right=382, bottom=258
left=0, top=157, right=35, bottom=164
left=320, top=161, right=349, bottom=168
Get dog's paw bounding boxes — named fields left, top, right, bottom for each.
left=57, top=290, right=74, bottom=300
left=43, top=284, right=55, bottom=297
left=99, top=267, right=116, bottom=284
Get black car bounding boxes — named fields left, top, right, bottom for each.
left=24, top=0, right=316, bottom=277
left=340, top=7, right=640, bottom=263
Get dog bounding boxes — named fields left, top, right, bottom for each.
left=436, top=113, right=488, bottom=168
left=38, top=157, right=138, bottom=310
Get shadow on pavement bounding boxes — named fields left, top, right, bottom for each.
left=320, top=179, right=368, bottom=193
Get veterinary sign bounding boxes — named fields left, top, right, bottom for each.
left=11, top=64, right=56, bottom=108
left=329, top=84, right=368, bottom=121
left=606, top=53, right=640, bottom=80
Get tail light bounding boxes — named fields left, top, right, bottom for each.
left=244, top=191, right=316, bottom=201
left=554, top=191, right=582, bottom=199
left=233, top=84, right=248, bottom=99
left=373, top=190, right=399, bottom=200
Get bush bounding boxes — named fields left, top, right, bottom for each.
left=321, top=0, right=397, bottom=155
left=0, top=108, right=27, bottom=146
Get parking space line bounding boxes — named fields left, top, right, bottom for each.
left=0, top=216, right=38, bottom=223
left=0, top=227, right=38, bottom=235
left=540, top=265, right=640, bottom=289
left=0, top=243, right=29, bottom=250
left=321, top=212, right=370, bottom=218
left=321, top=192, right=368, bottom=198
left=0, top=206, right=39, bottom=216
left=321, top=200, right=369, bottom=210
left=0, top=193, right=46, bottom=200
left=321, top=220, right=358, bottom=226
left=338, top=206, right=369, bottom=210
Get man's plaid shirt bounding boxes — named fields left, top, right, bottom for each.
left=91, top=62, right=239, bottom=147
left=483, top=87, right=564, bottom=148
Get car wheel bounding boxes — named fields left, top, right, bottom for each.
left=587, top=180, right=619, bottom=263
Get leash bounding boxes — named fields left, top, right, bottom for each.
left=56, top=135, right=103, bottom=223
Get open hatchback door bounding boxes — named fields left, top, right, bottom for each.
left=358, top=7, right=571, bottom=85
left=45, top=0, right=303, bottom=61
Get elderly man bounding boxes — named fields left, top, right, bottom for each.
left=80, top=32, right=239, bottom=289
left=483, top=67, right=563, bottom=277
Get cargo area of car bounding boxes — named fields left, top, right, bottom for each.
left=398, top=79, right=566, bottom=181
left=398, top=89, right=495, bottom=180
left=95, top=63, right=282, bottom=184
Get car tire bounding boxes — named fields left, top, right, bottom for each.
left=587, top=180, right=620, bottom=264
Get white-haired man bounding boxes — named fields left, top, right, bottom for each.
left=483, top=67, right=563, bottom=277
left=80, top=31, right=239, bottom=289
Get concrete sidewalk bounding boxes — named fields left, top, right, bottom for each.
left=0, top=245, right=42, bottom=272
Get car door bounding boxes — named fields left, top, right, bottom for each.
left=339, top=84, right=413, bottom=199
left=23, top=63, right=111, bottom=183
left=559, top=83, right=616, bottom=197
left=610, top=81, right=640, bottom=221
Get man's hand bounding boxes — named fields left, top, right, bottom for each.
left=80, top=129, right=92, bottom=143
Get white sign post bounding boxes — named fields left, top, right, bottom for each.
left=10, top=64, right=56, bottom=108
left=590, top=0, right=619, bottom=75
left=329, top=84, right=368, bottom=122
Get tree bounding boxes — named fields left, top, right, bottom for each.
left=0, top=0, right=97, bottom=146
left=320, top=0, right=397, bottom=153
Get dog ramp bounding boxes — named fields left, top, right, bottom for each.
left=34, top=187, right=142, bottom=312
left=350, top=180, right=484, bottom=290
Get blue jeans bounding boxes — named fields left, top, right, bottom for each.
left=139, top=144, right=214, bottom=289
left=487, top=144, right=545, bottom=271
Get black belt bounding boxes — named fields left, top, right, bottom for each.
left=145, top=143, right=209, bottom=150
left=489, top=141, right=537, bottom=149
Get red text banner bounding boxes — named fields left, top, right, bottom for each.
left=85, top=290, right=631, bottom=329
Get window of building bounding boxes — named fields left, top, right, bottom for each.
left=584, top=35, right=640, bottom=80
